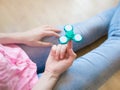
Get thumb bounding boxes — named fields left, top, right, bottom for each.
left=36, top=41, right=53, bottom=47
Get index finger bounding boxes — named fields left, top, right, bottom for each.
left=67, top=41, right=72, bottom=50
left=47, top=27, right=61, bottom=32
left=43, top=31, right=60, bottom=37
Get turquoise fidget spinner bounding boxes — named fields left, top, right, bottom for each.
left=59, top=25, right=83, bottom=44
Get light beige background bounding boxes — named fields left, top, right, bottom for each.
left=0, top=0, right=120, bottom=90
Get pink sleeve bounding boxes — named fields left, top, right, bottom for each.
left=0, top=44, right=38, bottom=90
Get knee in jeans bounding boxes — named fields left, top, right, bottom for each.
left=108, top=24, right=120, bottom=38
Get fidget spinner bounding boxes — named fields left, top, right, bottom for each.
left=59, top=25, right=82, bottom=44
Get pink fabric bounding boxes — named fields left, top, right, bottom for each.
left=0, top=44, right=38, bottom=90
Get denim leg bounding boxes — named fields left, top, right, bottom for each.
left=19, top=8, right=115, bottom=73
left=53, top=5, right=120, bottom=90
left=71, top=8, right=115, bottom=51
left=54, top=40, right=120, bottom=90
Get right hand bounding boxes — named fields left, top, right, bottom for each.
left=45, top=41, right=77, bottom=77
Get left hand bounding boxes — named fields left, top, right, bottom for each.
left=20, top=25, right=61, bottom=47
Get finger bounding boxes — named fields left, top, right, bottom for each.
left=68, top=49, right=77, bottom=60
left=69, top=49, right=77, bottom=58
left=67, top=49, right=76, bottom=63
left=42, top=25, right=53, bottom=28
left=50, top=45, right=57, bottom=56
left=43, top=31, right=60, bottom=37
left=36, top=41, right=53, bottom=47
left=67, top=40, right=72, bottom=49
left=60, top=44, right=67, bottom=59
left=42, top=25, right=61, bottom=32
left=56, top=44, right=62, bottom=60
left=47, top=28, right=61, bottom=33
left=67, top=41, right=77, bottom=60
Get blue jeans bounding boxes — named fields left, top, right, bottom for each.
left=20, top=3, right=120, bottom=90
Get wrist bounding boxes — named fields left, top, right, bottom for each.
left=33, top=71, right=60, bottom=90
left=7, top=32, right=26, bottom=44
left=43, top=70, right=60, bottom=80
left=0, top=33, right=20, bottom=44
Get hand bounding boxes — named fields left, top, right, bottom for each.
left=21, top=25, right=61, bottom=47
left=45, top=41, right=77, bottom=77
